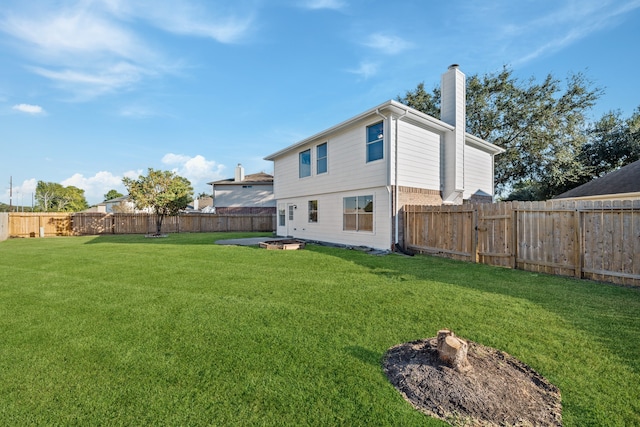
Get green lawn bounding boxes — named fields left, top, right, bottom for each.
left=0, top=233, right=638, bottom=426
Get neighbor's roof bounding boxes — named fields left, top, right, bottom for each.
left=554, top=159, right=640, bottom=200
left=95, top=195, right=130, bottom=206
left=263, top=99, right=504, bottom=160
left=207, top=172, right=273, bottom=186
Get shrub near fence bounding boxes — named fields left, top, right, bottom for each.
left=9, top=213, right=276, bottom=237
left=404, top=200, right=640, bottom=286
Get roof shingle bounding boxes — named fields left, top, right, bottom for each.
left=554, top=160, right=640, bottom=199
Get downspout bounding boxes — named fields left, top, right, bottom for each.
left=375, top=109, right=392, bottom=249
left=394, top=108, right=408, bottom=248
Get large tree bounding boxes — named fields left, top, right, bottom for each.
left=122, top=168, right=193, bottom=235
left=578, top=107, right=640, bottom=179
left=35, top=181, right=89, bottom=212
left=103, top=189, right=123, bottom=201
left=398, top=66, right=603, bottom=199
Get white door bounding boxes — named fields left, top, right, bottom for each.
left=286, top=203, right=295, bottom=237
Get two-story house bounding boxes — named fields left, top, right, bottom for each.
left=208, top=164, right=276, bottom=214
left=264, top=65, right=504, bottom=250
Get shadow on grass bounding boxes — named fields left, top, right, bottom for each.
left=82, top=232, right=274, bottom=246
left=344, top=345, right=385, bottom=367
left=312, top=244, right=640, bottom=376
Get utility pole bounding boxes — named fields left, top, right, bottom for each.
left=9, top=176, right=12, bottom=212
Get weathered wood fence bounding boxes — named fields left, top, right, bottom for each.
left=0, top=213, right=9, bottom=241
left=404, top=200, right=640, bottom=286
left=8, top=212, right=276, bottom=238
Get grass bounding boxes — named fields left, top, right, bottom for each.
left=0, top=232, right=638, bottom=426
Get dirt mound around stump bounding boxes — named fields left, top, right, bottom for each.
left=383, top=338, right=562, bottom=426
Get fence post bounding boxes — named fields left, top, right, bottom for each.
left=511, top=203, right=517, bottom=269
left=472, top=206, right=478, bottom=263
left=574, top=207, right=583, bottom=278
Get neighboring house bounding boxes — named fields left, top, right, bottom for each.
left=264, top=65, right=504, bottom=251
left=87, top=195, right=214, bottom=214
left=207, top=164, right=276, bottom=214
left=85, top=196, right=132, bottom=213
left=554, top=159, right=640, bottom=201
left=85, top=195, right=152, bottom=213
left=183, top=196, right=214, bottom=213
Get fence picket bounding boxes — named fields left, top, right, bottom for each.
left=8, top=212, right=276, bottom=237
left=404, top=200, right=640, bottom=286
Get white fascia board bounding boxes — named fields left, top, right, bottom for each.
left=397, top=103, right=454, bottom=133
left=464, top=133, right=505, bottom=155
left=264, top=100, right=395, bottom=161
left=264, top=100, right=456, bottom=161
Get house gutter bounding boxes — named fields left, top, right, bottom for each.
left=375, top=109, right=393, bottom=250
left=393, top=108, right=408, bottom=247
left=376, top=107, right=409, bottom=250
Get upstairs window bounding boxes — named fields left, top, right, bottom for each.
left=299, top=149, right=311, bottom=178
left=366, top=122, right=384, bottom=162
left=316, top=142, right=327, bottom=174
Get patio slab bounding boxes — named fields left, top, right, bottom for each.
left=215, top=237, right=281, bottom=246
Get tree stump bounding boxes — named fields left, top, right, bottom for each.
left=437, top=329, right=472, bottom=372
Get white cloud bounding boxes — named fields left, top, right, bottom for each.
left=122, top=169, right=144, bottom=180
left=499, top=0, right=640, bottom=65
left=30, top=62, right=148, bottom=99
left=302, top=0, right=347, bottom=10
left=141, top=3, right=255, bottom=43
left=1, top=9, right=144, bottom=61
left=12, top=103, right=45, bottom=114
left=346, top=61, right=379, bottom=79
left=0, top=1, right=255, bottom=99
left=61, top=171, right=127, bottom=204
left=363, top=33, right=413, bottom=55
left=161, top=153, right=226, bottom=186
left=3, top=178, right=37, bottom=207
left=119, top=104, right=162, bottom=118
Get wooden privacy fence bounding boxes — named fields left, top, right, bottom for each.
left=404, top=200, right=640, bottom=286
left=9, top=212, right=276, bottom=237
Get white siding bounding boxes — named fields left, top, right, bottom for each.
left=441, top=66, right=466, bottom=199
left=274, top=186, right=392, bottom=250
left=395, top=120, right=441, bottom=190
left=463, top=144, right=494, bottom=199
left=273, top=118, right=388, bottom=200
left=214, top=184, right=275, bottom=207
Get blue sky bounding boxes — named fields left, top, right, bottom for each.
left=2, top=0, right=639, bottom=206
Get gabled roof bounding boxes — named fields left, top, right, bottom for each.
left=554, top=159, right=640, bottom=200
left=263, top=99, right=504, bottom=160
left=95, top=195, right=130, bottom=206
left=207, top=172, right=273, bottom=186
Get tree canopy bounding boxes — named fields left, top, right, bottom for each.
left=103, top=189, right=123, bottom=201
left=578, top=108, right=640, bottom=179
left=35, top=181, right=89, bottom=212
left=122, top=168, right=193, bottom=235
left=398, top=66, right=614, bottom=200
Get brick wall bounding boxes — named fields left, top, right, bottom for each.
left=394, top=186, right=442, bottom=248
left=397, top=186, right=442, bottom=206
